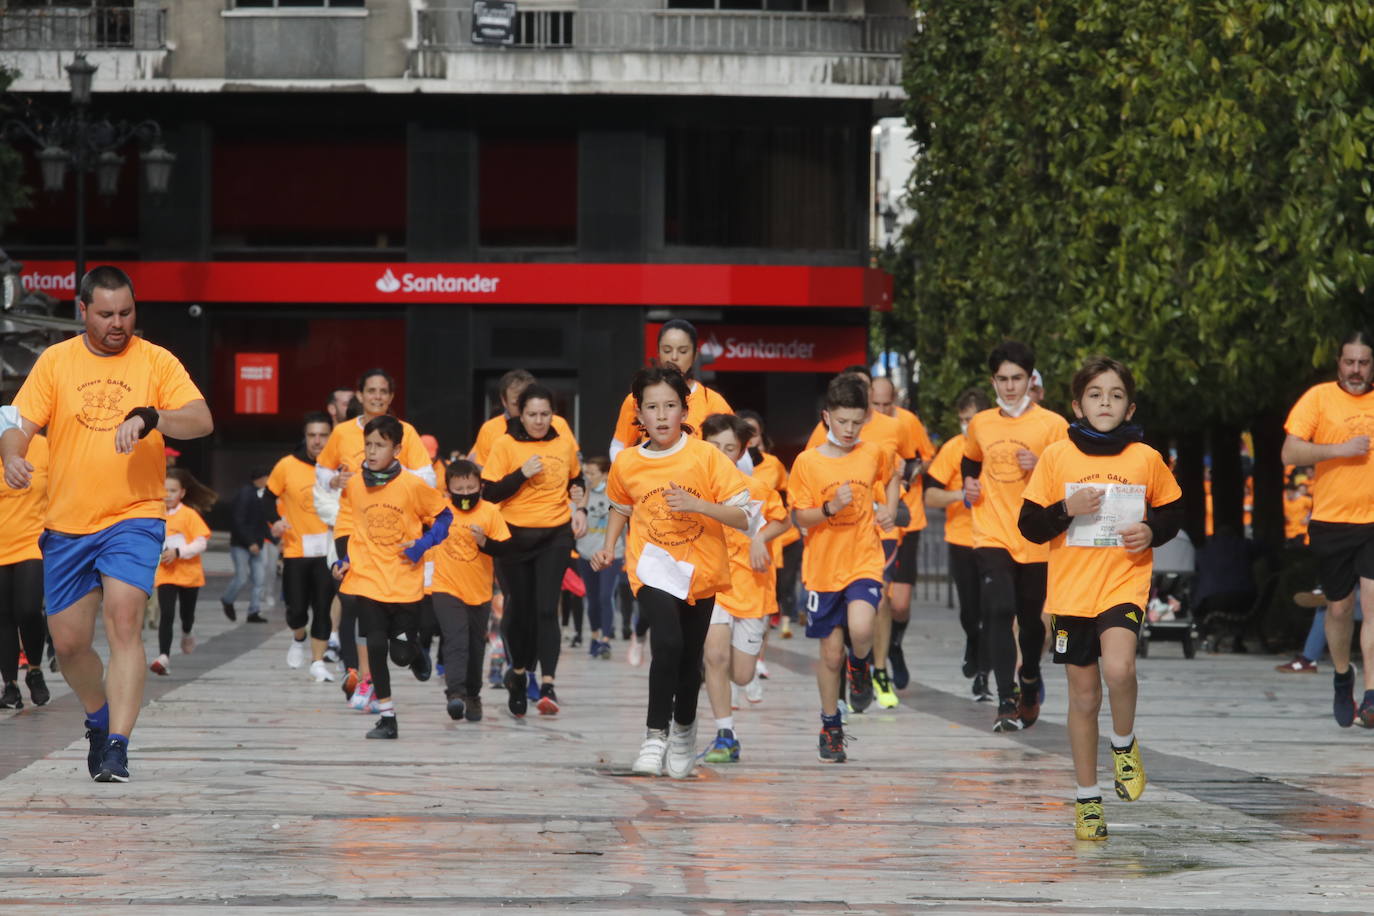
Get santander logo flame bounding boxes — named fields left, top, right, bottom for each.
left=375, top=269, right=401, bottom=293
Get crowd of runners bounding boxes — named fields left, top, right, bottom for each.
left=1, top=265, right=1372, bottom=843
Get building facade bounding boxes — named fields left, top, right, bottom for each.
left=1, top=0, right=910, bottom=501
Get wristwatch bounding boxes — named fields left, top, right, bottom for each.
left=821, top=501, right=835, bottom=518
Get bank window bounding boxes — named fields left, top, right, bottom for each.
left=665, top=1, right=833, bottom=11
left=234, top=1, right=366, bottom=9
left=478, top=132, right=578, bottom=248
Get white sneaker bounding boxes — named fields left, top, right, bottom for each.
left=309, top=659, right=335, bottom=683
left=286, top=638, right=306, bottom=669
left=627, top=635, right=644, bottom=667
left=755, top=659, right=770, bottom=679
left=665, top=720, right=698, bottom=779
left=745, top=674, right=764, bottom=704
left=632, top=729, right=669, bottom=776
left=837, top=698, right=851, bottom=725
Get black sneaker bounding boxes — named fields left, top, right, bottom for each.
left=961, top=659, right=977, bottom=679
left=366, top=715, right=398, bottom=739
left=818, top=724, right=849, bottom=763
left=221, top=600, right=236, bottom=622
left=245, top=612, right=268, bottom=624
left=84, top=723, right=107, bottom=778
left=536, top=683, right=560, bottom=716
left=446, top=695, right=466, bottom=721
left=411, top=647, right=433, bottom=683
left=95, top=738, right=130, bottom=783
left=464, top=694, right=483, bottom=722
left=570, top=634, right=583, bottom=648
left=890, top=642, right=910, bottom=690
left=846, top=657, right=874, bottom=714
left=622, top=628, right=632, bottom=640
left=993, top=698, right=1022, bottom=732
left=0, top=682, right=22, bottom=709
left=504, top=669, right=528, bottom=718
left=972, top=672, right=993, bottom=702
left=25, top=668, right=50, bottom=707
left=1334, top=668, right=1356, bottom=727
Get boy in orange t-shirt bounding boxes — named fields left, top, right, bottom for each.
left=962, top=340, right=1069, bottom=733
left=334, top=416, right=452, bottom=740
left=790, top=375, right=897, bottom=763
left=1019, top=357, right=1182, bottom=840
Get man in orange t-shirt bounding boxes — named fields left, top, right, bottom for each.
left=1281, top=329, right=1374, bottom=727
left=962, top=340, right=1068, bottom=733
left=1, top=266, right=213, bottom=783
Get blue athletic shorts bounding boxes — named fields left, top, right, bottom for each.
left=40, top=518, right=166, bottom=614
left=805, top=578, right=882, bottom=639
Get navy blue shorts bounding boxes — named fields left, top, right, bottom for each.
left=805, top=578, right=882, bottom=639
left=41, top=518, right=165, bottom=615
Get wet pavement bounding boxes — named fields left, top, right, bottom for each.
left=1, top=544, right=1372, bottom=913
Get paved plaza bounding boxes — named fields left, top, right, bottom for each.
left=1, top=546, right=1372, bottom=914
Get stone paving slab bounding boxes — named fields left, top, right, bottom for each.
left=1, top=550, right=1372, bottom=914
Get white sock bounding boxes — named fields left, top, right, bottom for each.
left=378, top=700, right=396, bottom=718
left=329, top=631, right=339, bottom=643
left=1111, top=731, right=1135, bottom=750
left=716, top=716, right=734, bottom=732
left=1076, top=784, right=1099, bottom=801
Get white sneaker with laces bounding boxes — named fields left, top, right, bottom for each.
left=632, top=729, right=669, bottom=776
left=309, top=659, right=336, bottom=682
left=666, top=720, right=698, bottom=779
left=745, top=674, right=764, bottom=704
left=286, top=638, right=307, bottom=669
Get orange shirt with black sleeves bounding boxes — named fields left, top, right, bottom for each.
left=715, top=475, right=788, bottom=619
left=155, top=504, right=211, bottom=588
left=428, top=500, right=511, bottom=606
left=1021, top=439, right=1182, bottom=618
left=339, top=472, right=449, bottom=605
left=612, top=383, right=732, bottom=448
left=0, top=434, right=49, bottom=564
left=963, top=405, right=1069, bottom=563
left=470, top=413, right=574, bottom=466
left=927, top=435, right=973, bottom=548
left=789, top=441, right=892, bottom=594
left=1284, top=382, right=1374, bottom=524
left=481, top=429, right=581, bottom=528
left=267, top=454, right=330, bottom=559
left=11, top=335, right=204, bottom=535
left=606, top=435, right=748, bottom=603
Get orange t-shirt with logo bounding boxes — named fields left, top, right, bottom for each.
left=789, top=441, right=892, bottom=594
left=927, top=435, right=973, bottom=548
left=470, top=412, right=574, bottom=466
left=1284, top=382, right=1374, bottom=524
left=894, top=407, right=937, bottom=534
left=339, top=472, right=449, bottom=604
left=12, top=335, right=204, bottom=535
left=1283, top=493, right=1312, bottom=542
left=963, top=405, right=1069, bottom=563
left=1021, top=439, right=1182, bottom=618
left=612, top=383, right=732, bottom=448
left=481, top=429, right=581, bottom=528
left=154, top=504, right=212, bottom=588
left=752, top=452, right=794, bottom=567
left=715, top=475, right=789, bottom=619
left=267, top=453, right=330, bottom=559
left=606, top=435, right=748, bottom=603
left=807, top=409, right=913, bottom=542
left=0, top=434, right=49, bottom=564
left=428, top=499, right=511, bottom=605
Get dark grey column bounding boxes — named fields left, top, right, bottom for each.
left=577, top=305, right=645, bottom=455
left=408, top=123, right=476, bottom=261
left=406, top=304, right=474, bottom=459
left=139, top=121, right=211, bottom=260
left=578, top=129, right=648, bottom=260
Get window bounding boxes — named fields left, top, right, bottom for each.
left=234, top=1, right=365, bottom=9
left=478, top=132, right=578, bottom=248
left=666, top=1, right=832, bottom=11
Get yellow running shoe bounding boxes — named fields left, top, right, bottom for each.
left=872, top=668, right=900, bottom=709
left=1075, top=797, right=1108, bottom=840
left=1113, top=738, right=1147, bottom=801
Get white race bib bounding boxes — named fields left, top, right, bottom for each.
left=1065, top=484, right=1146, bottom=548
left=301, top=532, right=330, bottom=558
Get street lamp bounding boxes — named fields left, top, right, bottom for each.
left=1, top=53, right=175, bottom=314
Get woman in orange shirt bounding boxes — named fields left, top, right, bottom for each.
left=609, top=320, right=732, bottom=459
left=593, top=366, right=750, bottom=779
left=0, top=431, right=49, bottom=709
left=482, top=384, right=584, bottom=717
left=151, top=469, right=216, bottom=676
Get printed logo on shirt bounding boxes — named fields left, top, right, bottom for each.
left=529, top=453, right=569, bottom=492
left=985, top=440, right=1032, bottom=484
left=442, top=529, right=480, bottom=563
left=362, top=503, right=405, bottom=547
left=76, top=379, right=132, bottom=432
left=818, top=479, right=871, bottom=528
left=1343, top=413, right=1374, bottom=438
left=642, top=490, right=704, bottom=547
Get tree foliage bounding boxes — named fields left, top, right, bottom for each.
left=0, top=66, right=32, bottom=234
left=900, top=1, right=1374, bottom=435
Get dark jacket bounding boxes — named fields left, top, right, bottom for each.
left=230, top=482, right=272, bottom=548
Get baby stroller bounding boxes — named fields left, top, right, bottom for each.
left=1138, top=532, right=1201, bottom=659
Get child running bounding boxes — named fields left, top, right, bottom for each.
left=334, top=416, right=453, bottom=739
left=150, top=469, right=215, bottom=676
left=699, top=413, right=791, bottom=763
left=592, top=366, right=750, bottom=778
left=1017, top=357, right=1182, bottom=840
left=790, top=375, right=897, bottom=762
left=575, top=457, right=622, bottom=660
left=0, top=426, right=49, bottom=709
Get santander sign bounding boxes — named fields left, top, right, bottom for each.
left=375, top=268, right=500, bottom=295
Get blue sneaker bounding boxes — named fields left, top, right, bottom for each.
left=702, top=729, right=740, bottom=763
left=95, top=738, right=129, bottom=783
left=84, top=724, right=108, bottom=779
left=526, top=671, right=540, bottom=701
left=435, top=662, right=445, bottom=677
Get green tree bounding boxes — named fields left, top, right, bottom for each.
left=0, top=65, right=33, bottom=233
left=900, top=1, right=1374, bottom=547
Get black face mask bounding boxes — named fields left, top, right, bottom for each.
left=451, top=492, right=479, bottom=512
left=748, top=446, right=764, bottom=466
left=361, top=460, right=402, bottom=488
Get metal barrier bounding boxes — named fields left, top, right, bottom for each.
left=0, top=7, right=167, bottom=51
left=417, top=7, right=912, bottom=54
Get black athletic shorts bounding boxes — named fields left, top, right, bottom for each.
left=1050, top=604, right=1142, bottom=667
left=1307, top=520, right=1374, bottom=602
left=890, top=531, right=920, bottom=586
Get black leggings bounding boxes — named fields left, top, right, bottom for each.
left=156, top=584, right=199, bottom=656
left=283, top=557, right=334, bottom=642
left=0, top=559, right=44, bottom=684
left=948, top=544, right=984, bottom=672
left=338, top=593, right=362, bottom=671
left=357, top=597, right=419, bottom=702
left=974, top=547, right=1046, bottom=700
left=560, top=589, right=584, bottom=636
left=618, top=573, right=638, bottom=637
left=639, top=586, right=714, bottom=731
left=776, top=539, right=804, bottom=621
left=498, top=523, right=574, bottom=679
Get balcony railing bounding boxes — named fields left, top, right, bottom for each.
left=418, top=8, right=913, bottom=55
left=0, top=7, right=168, bottom=51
